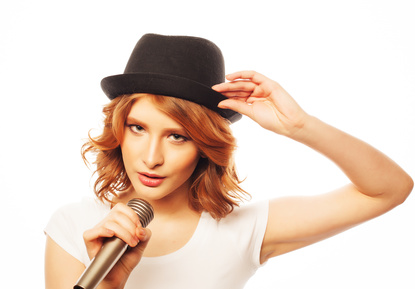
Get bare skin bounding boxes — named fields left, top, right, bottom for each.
left=45, top=71, right=413, bottom=289
left=213, top=71, right=413, bottom=262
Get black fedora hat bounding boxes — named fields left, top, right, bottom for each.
left=101, top=34, right=241, bottom=123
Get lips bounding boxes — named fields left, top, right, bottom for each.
left=138, top=172, right=166, bottom=187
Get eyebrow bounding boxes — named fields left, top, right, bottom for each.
left=125, top=116, right=188, bottom=135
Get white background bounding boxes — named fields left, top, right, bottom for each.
left=1, top=0, right=414, bottom=288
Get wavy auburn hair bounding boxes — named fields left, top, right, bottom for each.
left=82, top=93, right=249, bottom=219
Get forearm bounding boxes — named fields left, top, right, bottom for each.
left=213, top=70, right=413, bottom=202
left=291, top=115, right=413, bottom=202
left=97, top=279, right=127, bottom=289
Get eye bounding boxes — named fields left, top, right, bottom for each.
left=169, top=133, right=188, bottom=143
left=127, top=124, right=144, bottom=134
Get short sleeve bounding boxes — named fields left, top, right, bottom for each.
left=220, top=200, right=269, bottom=269
left=44, top=198, right=110, bottom=265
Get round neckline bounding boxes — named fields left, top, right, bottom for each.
left=140, top=210, right=209, bottom=264
left=101, top=197, right=209, bottom=264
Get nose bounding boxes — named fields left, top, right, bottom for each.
left=142, top=137, right=164, bottom=169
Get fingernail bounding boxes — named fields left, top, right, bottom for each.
left=131, top=236, right=139, bottom=246
left=138, top=228, right=146, bottom=237
left=218, top=101, right=228, bottom=109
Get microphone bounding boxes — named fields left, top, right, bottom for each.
left=74, top=198, right=154, bottom=289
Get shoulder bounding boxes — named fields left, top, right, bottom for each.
left=221, top=200, right=269, bottom=225
left=49, top=197, right=110, bottom=222
left=44, top=197, right=111, bottom=264
left=205, top=200, right=269, bottom=268
left=206, top=200, right=269, bottom=240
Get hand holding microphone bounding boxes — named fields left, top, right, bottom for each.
left=75, top=199, right=154, bottom=289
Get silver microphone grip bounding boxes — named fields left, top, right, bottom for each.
left=74, top=198, right=154, bottom=289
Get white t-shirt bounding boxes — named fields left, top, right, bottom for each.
left=45, top=197, right=269, bottom=289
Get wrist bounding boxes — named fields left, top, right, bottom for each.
left=97, top=280, right=126, bottom=289
left=282, top=113, right=315, bottom=140
left=97, top=272, right=130, bottom=289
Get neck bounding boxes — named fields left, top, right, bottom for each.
left=150, top=191, right=195, bottom=220
left=115, top=184, right=197, bottom=220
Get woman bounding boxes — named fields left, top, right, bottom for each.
left=44, top=34, right=413, bottom=289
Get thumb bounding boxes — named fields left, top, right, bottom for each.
left=123, top=228, right=152, bottom=263
left=134, top=227, right=152, bottom=254
left=113, top=228, right=152, bottom=277
left=218, top=99, right=254, bottom=119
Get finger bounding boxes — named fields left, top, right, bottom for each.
left=212, top=80, right=256, bottom=93
left=219, top=91, right=252, bottom=99
left=219, top=87, right=267, bottom=101
left=112, top=208, right=140, bottom=229
left=112, top=203, right=140, bottom=225
left=218, top=99, right=254, bottom=119
left=136, top=227, right=151, bottom=243
left=110, top=203, right=143, bottom=233
left=83, top=226, right=115, bottom=243
left=131, top=228, right=152, bottom=251
left=225, top=70, right=267, bottom=84
left=108, top=220, right=141, bottom=246
left=89, top=208, right=140, bottom=247
left=83, top=226, right=115, bottom=259
left=120, top=228, right=152, bottom=270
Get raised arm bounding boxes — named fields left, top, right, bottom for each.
left=213, top=71, right=413, bottom=263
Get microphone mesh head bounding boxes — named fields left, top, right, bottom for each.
left=127, top=198, right=154, bottom=227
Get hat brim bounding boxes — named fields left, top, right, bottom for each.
left=101, top=73, right=242, bottom=123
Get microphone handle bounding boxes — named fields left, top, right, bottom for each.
left=74, top=198, right=154, bottom=289
left=74, top=237, right=128, bottom=289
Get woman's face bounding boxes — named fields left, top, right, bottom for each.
left=121, top=97, right=200, bottom=202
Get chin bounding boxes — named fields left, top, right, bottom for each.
left=132, top=183, right=189, bottom=203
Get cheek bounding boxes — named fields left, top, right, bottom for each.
left=171, top=150, right=200, bottom=176
left=120, top=141, right=137, bottom=171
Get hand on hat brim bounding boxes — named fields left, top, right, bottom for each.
left=213, top=70, right=268, bottom=119
left=213, top=70, right=308, bottom=136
